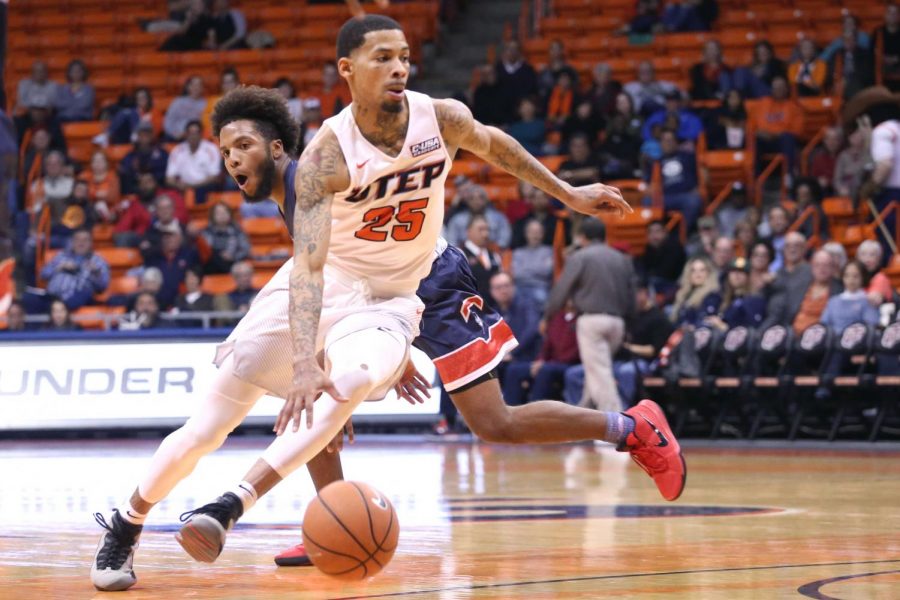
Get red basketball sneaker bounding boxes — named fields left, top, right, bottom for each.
left=619, top=399, right=686, bottom=501
left=274, top=543, right=313, bottom=567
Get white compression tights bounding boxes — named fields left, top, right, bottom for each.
left=137, top=355, right=266, bottom=504
left=261, top=327, right=407, bottom=478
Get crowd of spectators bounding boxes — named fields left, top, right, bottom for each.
left=2, top=3, right=900, bottom=430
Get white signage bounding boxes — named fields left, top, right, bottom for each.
left=0, top=340, right=440, bottom=430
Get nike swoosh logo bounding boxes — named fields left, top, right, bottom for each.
left=642, top=416, right=669, bottom=447
left=356, top=159, right=370, bottom=169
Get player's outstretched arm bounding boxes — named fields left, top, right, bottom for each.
left=434, top=98, right=632, bottom=218
left=276, top=129, right=349, bottom=435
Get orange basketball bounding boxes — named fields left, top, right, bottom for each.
left=302, top=481, right=399, bottom=580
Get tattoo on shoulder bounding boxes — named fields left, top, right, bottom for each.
left=435, top=99, right=473, bottom=143
left=293, top=132, right=343, bottom=254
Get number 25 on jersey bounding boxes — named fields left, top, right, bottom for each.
left=354, top=198, right=428, bottom=242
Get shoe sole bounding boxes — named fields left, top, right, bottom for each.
left=274, top=555, right=314, bottom=567
left=175, top=515, right=225, bottom=563
left=638, top=399, right=687, bottom=501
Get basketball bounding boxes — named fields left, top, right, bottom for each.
left=302, top=481, right=399, bottom=580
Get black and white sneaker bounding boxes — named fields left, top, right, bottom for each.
left=175, top=492, right=244, bottom=563
left=91, top=509, right=142, bottom=591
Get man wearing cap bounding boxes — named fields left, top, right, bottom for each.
left=119, top=122, right=169, bottom=194
left=641, top=89, right=703, bottom=143
left=612, top=278, right=674, bottom=407
left=704, top=257, right=767, bottom=331
left=545, top=218, right=635, bottom=411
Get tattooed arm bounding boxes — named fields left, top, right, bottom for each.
left=274, top=127, right=351, bottom=435
left=434, top=98, right=631, bottom=218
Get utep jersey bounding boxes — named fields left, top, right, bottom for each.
left=281, top=90, right=451, bottom=298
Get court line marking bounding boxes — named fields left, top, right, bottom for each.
left=331, top=558, right=900, bottom=599
left=796, top=568, right=900, bottom=599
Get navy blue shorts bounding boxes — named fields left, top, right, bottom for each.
left=413, top=245, right=518, bottom=391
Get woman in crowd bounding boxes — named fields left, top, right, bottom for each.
left=748, top=240, right=775, bottom=295
left=55, top=59, right=95, bottom=122
left=43, top=298, right=83, bottom=332
left=821, top=260, right=880, bottom=333
left=705, top=257, right=766, bottom=330
left=79, top=151, right=121, bottom=223
left=706, top=89, right=747, bottom=150
left=671, top=257, right=721, bottom=327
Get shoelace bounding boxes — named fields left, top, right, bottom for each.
left=178, top=495, right=238, bottom=526
left=93, top=511, right=137, bottom=570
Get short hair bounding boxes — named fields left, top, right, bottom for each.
left=580, top=218, right=606, bottom=242
left=336, top=14, right=403, bottom=60
left=141, top=267, right=163, bottom=284
left=187, top=264, right=205, bottom=282
left=844, top=259, right=872, bottom=288
left=185, top=120, right=203, bottom=134
left=211, top=85, right=301, bottom=156
left=647, top=219, right=666, bottom=229
left=467, top=214, right=489, bottom=229
left=8, top=299, right=25, bottom=313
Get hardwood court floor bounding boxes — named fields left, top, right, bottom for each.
left=0, top=437, right=898, bottom=599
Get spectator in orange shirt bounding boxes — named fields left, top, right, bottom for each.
left=312, top=63, right=352, bottom=119
left=546, top=71, right=577, bottom=131
left=753, top=76, right=804, bottom=175
left=79, top=151, right=121, bottom=223
left=788, top=39, right=827, bottom=97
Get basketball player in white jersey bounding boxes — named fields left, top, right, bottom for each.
left=90, top=16, right=683, bottom=591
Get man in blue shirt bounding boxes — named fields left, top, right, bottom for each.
left=652, top=129, right=703, bottom=229
left=36, top=228, right=110, bottom=311
left=642, top=89, right=704, bottom=143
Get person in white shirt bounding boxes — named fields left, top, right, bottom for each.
left=165, top=120, right=221, bottom=203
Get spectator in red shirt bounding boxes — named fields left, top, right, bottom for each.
left=502, top=303, right=580, bottom=405
left=809, top=127, right=843, bottom=194
left=114, top=173, right=187, bottom=247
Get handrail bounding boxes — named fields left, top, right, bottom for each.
left=665, top=211, right=687, bottom=245
left=866, top=199, right=900, bottom=255
left=650, top=162, right=663, bottom=211
left=705, top=181, right=736, bottom=216
left=787, top=204, right=822, bottom=245
left=754, top=154, right=786, bottom=207
left=8, top=310, right=250, bottom=332
left=799, top=126, right=827, bottom=177
left=552, top=208, right=569, bottom=280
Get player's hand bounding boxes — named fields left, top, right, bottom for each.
left=326, top=420, right=354, bottom=453
left=564, top=183, right=632, bottom=218
left=275, top=361, right=346, bottom=435
left=393, top=359, right=431, bottom=404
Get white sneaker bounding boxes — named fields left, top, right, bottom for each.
left=90, top=510, right=142, bottom=591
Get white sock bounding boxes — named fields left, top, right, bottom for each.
left=118, top=503, right=147, bottom=526
left=230, top=481, right=258, bottom=513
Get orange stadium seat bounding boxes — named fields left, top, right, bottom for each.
left=242, top=218, right=284, bottom=245
left=201, top=274, right=235, bottom=296
left=94, top=275, right=138, bottom=304
left=95, top=247, right=142, bottom=278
